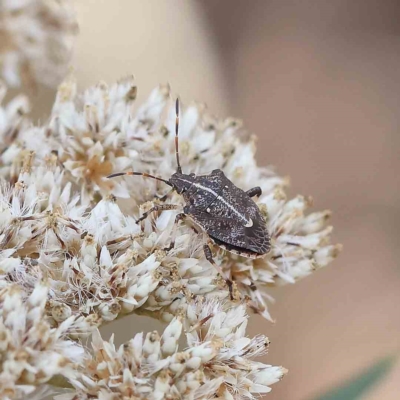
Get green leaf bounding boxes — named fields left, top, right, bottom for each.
left=310, top=356, right=396, bottom=400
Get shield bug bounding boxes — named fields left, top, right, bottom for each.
left=107, top=99, right=271, bottom=294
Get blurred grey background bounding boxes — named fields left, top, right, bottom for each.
left=29, top=1, right=400, bottom=399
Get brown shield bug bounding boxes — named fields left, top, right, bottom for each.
left=108, top=99, right=271, bottom=294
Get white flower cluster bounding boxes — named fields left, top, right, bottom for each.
left=0, top=0, right=78, bottom=87
left=59, top=300, right=286, bottom=400
left=0, top=75, right=341, bottom=398
left=0, top=283, right=83, bottom=399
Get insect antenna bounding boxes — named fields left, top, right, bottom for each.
left=175, top=98, right=182, bottom=174
left=107, top=171, right=173, bottom=187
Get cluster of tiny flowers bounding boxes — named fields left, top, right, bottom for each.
left=0, top=0, right=78, bottom=87
left=0, top=283, right=84, bottom=399
left=0, top=75, right=341, bottom=398
left=58, top=300, right=286, bottom=400
left=1, top=74, right=341, bottom=321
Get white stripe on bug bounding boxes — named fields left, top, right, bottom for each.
left=177, top=177, right=253, bottom=227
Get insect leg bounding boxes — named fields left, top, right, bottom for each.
left=203, top=242, right=234, bottom=300
left=50, top=150, right=65, bottom=170
left=155, top=191, right=172, bottom=202
left=246, top=186, right=262, bottom=198
left=164, top=212, right=186, bottom=251
left=136, top=204, right=180, bottom=224
left=164, top=213, right=200, bottom=250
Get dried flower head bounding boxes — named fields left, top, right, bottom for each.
left=0, top=0, right=78, bottom=87
left=0, top=76, right=341, bottom=326
left=60, top=300, right=286, bottom=400
left=0, top=75, right=341, bottom=398
left=0, top=283, right=83, bottom=399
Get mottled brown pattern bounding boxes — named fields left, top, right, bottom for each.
left=171, top=169, right=270, bottom=255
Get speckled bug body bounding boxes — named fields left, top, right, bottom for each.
left=108, top=99, right=270, bottom=292
left=170, top=169, right=270, bottom=258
